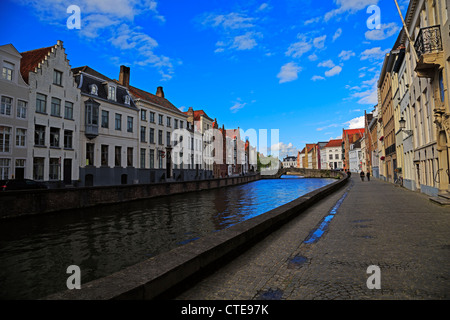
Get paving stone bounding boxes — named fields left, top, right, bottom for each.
left=176, top=177, right=450, bottom=300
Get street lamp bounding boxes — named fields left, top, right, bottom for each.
left=399, top=117, right=413, bottom=135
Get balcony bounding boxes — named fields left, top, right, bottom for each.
left=85, top=124, right=98, bottom=139
left=414, top=25, right=444, bottom=78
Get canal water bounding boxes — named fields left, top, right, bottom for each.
left=0, top=176, right=335, bottom=299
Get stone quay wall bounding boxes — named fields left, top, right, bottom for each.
left=45, top=172, right=348, bottom=300
left=0, top=174, right=260, bottom=219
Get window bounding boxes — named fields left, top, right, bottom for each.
left=64, top=130, right=73, bottom=149
left=85, top=101, right=99, bottom=126
left=166, top=132, right=171, bottom=146
left=141, top=109, right=147, bottom=121
left=140, top=149, right=146, bottom=169
left=15, top=128, right=26, bottom=147
left=53, top=70, right=62, bottom=86
left=150, top=112, right=155, bottom=123
left=115, top=114, right=122, bottom=130
left=149, top=149, right=154, bottom=169
left=89, top=84, right=98, bottom=95
left=124, top=95, right=130, bottom=105
left=158, top=114, right=164, bottom=125
left=86, top=143, right=94, bottom=166
left=158, top=150, right=163, bottom=169
left=149, top=128, right=155, bottom=144
left=329, top=154, right=333, bottom=160
left=101, top=145, right=108, bottom=166
left=180, top=121, right=183, bottom=129
left=49, top=158, right=60, bottom=180
left=108, top=85, right=116, bottom=101
left=115, top=146, right=121, bottom=166
left=1, top=96, right=12, bottom=116
left=64, top=101, right=73, bottom=120
left=51, top=97, right=61, bottom=117
left=167, top=117, right=171, bottom=127
left=34, top=125, right=45, bottom=146
left=17, top=100, right=27, bottom=119
left=0, top=126, right=11, bottom=153
left=33, top=157, right=44, bottom=181
left=127, top=116, right=133, bottom=133
left=36, top=93, right=47, bottom=113
left=158, top=130, right=163, bottom=145
left=439, top=70, right=445, bottom=103
left=2, top=61, right=13, bottom=81
left=174, top=119, right=178, bottom=129
left=101, top=110, right=109, bottom=128
left=127, top=147, right=133, bottom=167
left=140, top=126, right=146, bottom=142
left=50, top=128, right=60, bottom=148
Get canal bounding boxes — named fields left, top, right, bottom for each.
left=0, top=176, right=335, bottom=299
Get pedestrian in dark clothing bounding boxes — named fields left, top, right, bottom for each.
left=360, top=171, right=365, bottom=181
left=366, top=171, right=370, bottom=181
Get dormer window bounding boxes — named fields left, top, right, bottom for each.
left=89, top=84, right=98, bottom=96
left=2, top=61, right=14, bottom=81
left=108, top=85, right=116, bottom=101
left=124, top=95, right=130, bottom=105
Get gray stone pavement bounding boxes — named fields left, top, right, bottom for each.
left=176, top=176, right=450, bottom=300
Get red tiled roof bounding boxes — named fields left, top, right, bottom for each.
left=20, top=46, right=53, bottom=83
left=343, top=128, right=364, bottom=136
left=325, top=139, right=342, bottom=148
left=128, top=85, right=185, bottom=116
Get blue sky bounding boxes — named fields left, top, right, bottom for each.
left=0, top=0, right=410, bottom=158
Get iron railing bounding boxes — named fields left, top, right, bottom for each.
left=414, top=25, right=443, bottom=58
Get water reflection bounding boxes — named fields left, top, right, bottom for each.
left=0, top=176, right=334, bottom=299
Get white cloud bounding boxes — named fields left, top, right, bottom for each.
left=360, top=47, right=390, bottom=60
left=325, top=0, right=379, bottom=21
left=318, top=60, right=335, bottom=68
left=230, top=101, right=247, bottom=113
left=365, top=22, right=400, bottom=40
left=286, top=34, right=312, bottom=58
left=313, top=35, right=327, bottom=49
left=338, top=50, right=355, bottom=61
left=17, top=0, right=175, bottom=81
left=345, top=116, right=365, bottom=129
left=277, top=62, right=302, bottom=83
left=304, top=17, right=321, bottom=25
left=312, top=75, right=325, bottom=81
left=325, top=65, right=342, bottom=77
left=332, top=28, right=342, bottom=41
left=271, top=142, right=299, bottom=159
left=201, top=12, right=255, bottom=30
left=256, top=3, right=271, bottom=12
left=231, top=32, right=262, bottom=50
left=308, top=53, right=318, bottom=61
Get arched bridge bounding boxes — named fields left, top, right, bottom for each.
left=260, top=167, right=344, bottom=179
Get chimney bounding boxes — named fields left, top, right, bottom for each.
left=119, top=65, right=130, bottom=87
left=156, top=86, right=164, bottom=98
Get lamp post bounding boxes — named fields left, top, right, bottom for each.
left=399, top=117, right=413, bottom=135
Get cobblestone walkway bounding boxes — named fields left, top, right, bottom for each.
left=176, top=177, right=450, bottom=300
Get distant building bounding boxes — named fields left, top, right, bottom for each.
left=349, top=139, right=362, bottom=173
left=0, top=44, right=29, bottom=180
left=72, top=65, right=139, bottom=186
left=323, top=139, right=343, bottom=170
left=20, top=41, right=80, bottom=186
left=282, top=155, right=297, bottom=168
left=342, top=128, right=364, bottom=171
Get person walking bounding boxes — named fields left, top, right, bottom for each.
left=366, top=171, right=370, bottom=181
left=360, top=171, right=365, bottom=181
